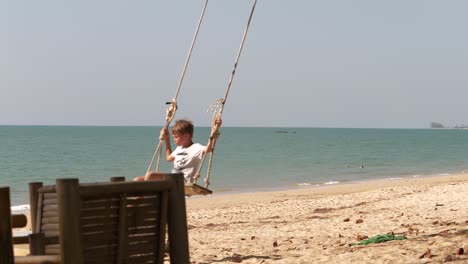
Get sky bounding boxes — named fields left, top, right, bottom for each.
left=1, top=1, right=467, bottom=128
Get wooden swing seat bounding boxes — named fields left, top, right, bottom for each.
left=184, top=183, right=212, bottom=196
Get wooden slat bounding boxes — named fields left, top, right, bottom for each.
left=82, top=237, right=118, bottom=249
left=185, top=183, right=212, bottom=196
left=129, top=208, right=159, bottom=216
left=28, top=182, right=43, bottom=233
left=126, top=227, right=160, bottom=236
left=80, top=217, right=119, bottom=227
left=128, top=232, right=158, bottom=241
left=110, top=176, right=126, bottom=182
left=82, top=255, right=116, bottom=264
left=37, top=185, right=56, bottom=193
left=127, top=254, right=156, bottom=264
left=127, top=242, right=158, bottom=255
left=81, top=198, right=120, bottom=208
left=13, top=236, right=29, bottom=244
left=42, top=198, right=57, bottom=206
left=41, top=223, right=59, bottom=232
left=79, top=181, right=173, bottom=198
left=43, top=204, right=58, bottom=211
left=41, top=216, right=59, bottom=225
left=35, top=193, right=44, bottom=233
left=81, top=223, right=118, bottom=234
left=81, top=210, right=119, bottom=219
left=42, top=230, right=59, bottom=237
left=14, top=255, right=60, bottom=264
left=127, top=218, right=158, bottom=229
left=42, top=210, right=58, bottom=218
left=45, top=245, right=61, bottom=255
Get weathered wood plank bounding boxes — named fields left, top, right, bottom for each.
left=168, top=174, right=190, bottom=263
left=0, top=187, right=14, bottom=264
left=28, top=182, right=43, bottom=233
left=185, top=183, right=212, bottom=196
left=14, top=255, right=60, bottom=264
left=56, top=178, right=84, bottom=264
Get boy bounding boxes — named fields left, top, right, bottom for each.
left=136, top=118, right=220, bottom=183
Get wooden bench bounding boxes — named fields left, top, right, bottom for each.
left=1, top=173, right=190, bottom=264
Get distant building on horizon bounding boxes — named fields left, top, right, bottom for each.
left=454, top=124, right=468, bottom=129
left=430, top=122, right=468, bottom=129
left=430, top=122, right=444, bottom=128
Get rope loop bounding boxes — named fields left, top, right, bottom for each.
left=165, top=98, right=178, bottom=124
left=207, top=98, right=225, bottom=116
left=210, top=118, right=221, bottom=142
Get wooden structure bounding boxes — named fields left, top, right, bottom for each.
left=184, top=183, right=212, bottom=196
left=0, top=173, right=190, bottom=264
left=0, top=187, right=14, bottom=263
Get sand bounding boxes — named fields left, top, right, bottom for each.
left=184, top=174, right=468, bottom=263
left=13, top=174, right=467, bottom=263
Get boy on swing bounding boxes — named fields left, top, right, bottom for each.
left=135, top=118, right=221, bottom=183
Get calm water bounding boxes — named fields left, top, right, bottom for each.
left=1, top=126, right=467, bottom=205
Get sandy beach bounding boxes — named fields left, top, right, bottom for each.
left=13, top=174, right=467, bottom=263
left=184, top=174, right=468, bottom=263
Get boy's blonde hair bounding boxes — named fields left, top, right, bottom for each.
left=172, top=120, right=194, bottom=137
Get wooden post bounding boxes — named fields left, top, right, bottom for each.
left=56, top=178, right=83, bottom=264
left=28, top=182, right=43, bottom=233
left=110, top=176, right=126, bottom=182
left=166, top=173, right=190, bottom=263
left=11, top=215, right=27, bottom=229
left=28, top=233, right=45, bottom=255
left=156, top=191, right=169, bottom=264
left=0, top=187, right=14, bottom=264
left=116, top=194, right=128, bottom=264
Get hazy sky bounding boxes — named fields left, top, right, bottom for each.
left=2, top=1, right=467, bottom=128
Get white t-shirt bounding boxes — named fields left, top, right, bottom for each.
left=170, top=143, right=205, bottom=183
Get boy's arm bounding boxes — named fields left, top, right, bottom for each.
left=204, top=117, right=222, bottom=153
left=162, top=128, right=175, bottom=162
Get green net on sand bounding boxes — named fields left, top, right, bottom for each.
left=350, top=234, right=407, bottom=246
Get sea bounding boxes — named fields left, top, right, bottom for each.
left=1, top=125, right=467, bottom=207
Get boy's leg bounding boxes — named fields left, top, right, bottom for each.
left=133, top=175, right=145, bottom=181
left=133, top=172, right=168, bottom=181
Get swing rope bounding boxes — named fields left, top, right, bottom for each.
left=146, top=0, right=210, bottom=178
left=193, top=0, right=258, bottom=188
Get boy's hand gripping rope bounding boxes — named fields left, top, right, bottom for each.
left=193, top=0, right=257, bottom=188
left=193, top=99, right=223, bottom=187
left=146, top=99, right=178, bottom=179
left=145, top=0, right=209, bottom=179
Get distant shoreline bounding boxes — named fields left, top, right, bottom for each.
left=12, top=171, right=468, bottom=208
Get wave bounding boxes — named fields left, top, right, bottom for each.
left=324, top=181, right=339, bottom=185
left=297, top=183, right=320, bottom=187
left=11, top=204, right=30, bottom=212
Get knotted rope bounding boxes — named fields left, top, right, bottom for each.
left=193, top=0, right=258, bottom=188
left=146, top=0, right=209, bottom=179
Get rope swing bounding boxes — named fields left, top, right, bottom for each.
left=146, top=0, right=210, bottom=179
left=146, top=0, right=258, bottom=194
left=194, top=0, right=258, bottom=188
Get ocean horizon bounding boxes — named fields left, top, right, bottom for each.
left=1, top=125, right=467, bottom=206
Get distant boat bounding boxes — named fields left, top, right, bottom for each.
left=274, top=130, right=288, bottom=133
